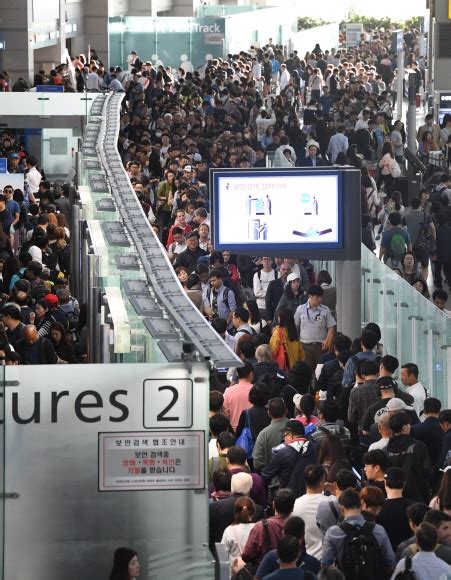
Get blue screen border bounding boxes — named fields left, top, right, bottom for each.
left=211, top=168, right=344, bottom=252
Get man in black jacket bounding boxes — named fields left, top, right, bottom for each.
left=386, top=412, right=432, bottom=502
left=265, top=261, right=290, bottom=324
left=15, top=325, right=57, bottom=365
left=434, top=213, right=451, bottom=288
left=412, top=397, right=443, bottom=470
left=261, top=420, right=317, bottom=497
left=173, top=232, right=206, bottom=273
left=317, top=333, right=352, bottom=397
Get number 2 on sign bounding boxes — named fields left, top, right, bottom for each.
left=156, top=386, right=179, bottom=421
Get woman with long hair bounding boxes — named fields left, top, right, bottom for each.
left=429, top=469, right=451, bottom=515
left=221, top=496, right=256, bottom=567
left=109, top=547, right=140, bottom=580
left=50, top=321, right=77, bottom=363
left=293, top=393, right=320, bottom=429
left=269, top=307, right=304, bottom=371
left=317, top=433, right=345, bottom=480
left=276, top=273, right=305, bottom=316
left=244, top=299, right=268, bottom=335
left=377, top=190, right=405, bottom=238
left=411, top=275, right=430, bottom=298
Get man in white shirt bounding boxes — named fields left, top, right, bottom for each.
left=327, top=125, right=349, bottom=164
left=24, top=156, right=41, bottom=203
left=251, top=58, right=262, bottom=80
left=292, top=464, right=325, bottom=559
left=256, top=108, right=276, bottom=142
left=280, top=64, right=290, bottom=90
left=253, top=257, right=278, bottom=317
left=400, top=363, right=427, bottom=418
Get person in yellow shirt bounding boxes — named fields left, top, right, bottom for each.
left=269, top=307, right=305, bottom=370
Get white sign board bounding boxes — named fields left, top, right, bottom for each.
left=215, top=173, right=341, bottom=246
left=346, top=23, right=363, bottom=47
left=98, top=430, right=205, bottom=491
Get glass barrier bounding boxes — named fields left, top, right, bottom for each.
left=0, top=366, right=4, bottom=580
left=361, top=245, right=451, bottom=405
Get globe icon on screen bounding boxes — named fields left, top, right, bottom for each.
left=301, top=193, right=311, bottom=204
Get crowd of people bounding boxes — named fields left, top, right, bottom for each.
left=0, top=131, right=87, bottom=364
left=100, top=22, right=451, bottom=580
left=208, top=324, right=451, bottom=579
left=2, top=22, right=451, bottom=579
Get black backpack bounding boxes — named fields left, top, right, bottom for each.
left=394, top=556, right=416, bottom=579
left=339, top=521, right=385, bottom=580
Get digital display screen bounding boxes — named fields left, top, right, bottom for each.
left=212, top=170, right=343, bottom=252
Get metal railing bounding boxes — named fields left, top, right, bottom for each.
left=86, top=93, right=240, bottom=368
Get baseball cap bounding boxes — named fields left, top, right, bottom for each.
left=385, top=398, right=414, bottom=412
left=287, top=272, right=301, bottom=283
left=44, top=294, right=59, bottom=307
left=183, top=165, right=193, bottom=172
left=284, top=419, right=305, bottom=437
left=8, top=152, right=20, bottom=159
left=377, top=377, right=398, bottom=391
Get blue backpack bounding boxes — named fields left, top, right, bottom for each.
left=236, top=410, right=254, bottom=459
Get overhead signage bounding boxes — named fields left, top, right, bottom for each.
left=212, top=170, right=343, bottom=252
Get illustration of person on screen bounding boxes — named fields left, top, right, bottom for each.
left=265, top=195, right=272, bottom=215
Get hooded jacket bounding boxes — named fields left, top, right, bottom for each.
left=386, top=434, right=432, bottom=502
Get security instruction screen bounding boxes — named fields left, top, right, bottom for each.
left=213, top=171, right=342, bottom=250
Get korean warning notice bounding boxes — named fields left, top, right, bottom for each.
left=98, top=431, right=205, bottom=491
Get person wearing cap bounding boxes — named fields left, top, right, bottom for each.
left=293, top=285, right=336, bottom=372
left=275, top=272, right=306, bottom=316
left=386, top=412, right=432, bottom=502
left=7, top=152, right=23, bottom=174
left=173, top=231, right=206, bottom=273
left=361, top=377, right=420, bottom=438
left=302, top=142, right=327, bottom=167
left=261, top=419, right=316, bottom=497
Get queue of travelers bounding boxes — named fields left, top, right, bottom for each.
left=98, top=22, right=451, bottom=579
left=0, top=133, right=86, bottom=364
left=2, top=21, right=451, bottom=579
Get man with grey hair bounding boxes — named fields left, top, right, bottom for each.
left=253, top=344, right=287, bottom=382
left=209, top=472, right=263, bottom=549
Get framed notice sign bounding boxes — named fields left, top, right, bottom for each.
left=98, top=431, right=205, bottom=491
